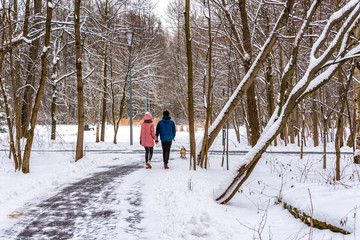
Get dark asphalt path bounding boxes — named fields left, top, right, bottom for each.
left=1, top=161, right=143, bottom=240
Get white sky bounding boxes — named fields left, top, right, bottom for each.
left=152, top=0, right=170, bottom=24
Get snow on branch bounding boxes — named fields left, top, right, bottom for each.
left=83, top=68, right=95, bottom=82
left=215, top=1, right=360, bottom=204
left=54, top=71, right=76, bottom=84
left=197, top=0, right=296, bottom=157
left=311, top=0, right=359, bottom=59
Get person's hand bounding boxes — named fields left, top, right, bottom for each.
left=155, top=140, right=159, bottom=143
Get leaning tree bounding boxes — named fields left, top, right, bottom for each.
left=196, top=0, right=360, bottom=204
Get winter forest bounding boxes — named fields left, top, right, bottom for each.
left=1, top=0, right=360, bottom=239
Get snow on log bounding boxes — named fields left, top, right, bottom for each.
left=278, top=198, right=350, bottom=235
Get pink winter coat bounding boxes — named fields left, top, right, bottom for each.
left=140, top=114, right=157, bottom=147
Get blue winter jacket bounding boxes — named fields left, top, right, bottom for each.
left=156, top=116, right=176, bottom=142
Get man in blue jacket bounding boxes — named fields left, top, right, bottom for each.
left=156, top=110, right=176, bottom=169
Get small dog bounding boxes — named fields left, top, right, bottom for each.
left=180, top=146, right=186, bottom=159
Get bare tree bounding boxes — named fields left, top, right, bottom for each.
left=100, top=0, right=109, bottom=142
left=50, top=35, right=75, bottom=140
left=197, top=0, right=296, bottom=159
left=74, top=0, right=84, bottom=161
left=0, top=0, right=35, bottom=171
left=215, top=1, right=360, bottom=204
left=21, top=0, right=41, bottom=137
left=22, top=0, right=54, bottom=173
left=354, top=24, right=360, bottom=164
left=335, top=68, right=352, bottom=179
left=185, top=0, right=196, bottom=169
left=199, top=0, right=213, bottom=168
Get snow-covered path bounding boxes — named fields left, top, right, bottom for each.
left=1, top=160, right=145, bottom=240
left=1, top=125, right=359, bottom=239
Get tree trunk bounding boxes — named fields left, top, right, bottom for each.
left=199, top=0, right=213, bottom=169
left=346, top=93, right=355, bottom=149
left=266, top=58, right=275, bottom=120
left=100, top=0, right=109, bottom=142
left=0, top=72, right=18, bottom=169
left=241, top=99, right=251, bottom=144
left=300, top=107, right=305, bottom=159
left=21, top=0, right=42, bottom=137
left=312, top=94, right=319, bottom=146
left=354, top=25, right=360, bottom=164
left=246, top=83, right=260, bottom=146
left=226, top=121, right=229, bottom=170
left=74, top=0, right=84, bottom=161
left=22, top=0, right=53, bottom=173
left=9, top=42, right=22, bottom=170
left=111, top=81, right=118, bottom=144
left=50, top=54, right=59, bottom=140
left=23, top=0, right=30, bottom=37
left=289, top=111, right=296, bottom=144
left=321, top=106, right=327, bottom=169
left=100, top=51, right=107, bottom=142
left=96, top=105, right=100, bottom=143
left=51, top=83, right=57, bottom=140
left=336, top=72, right=350, bottom=180
left=239, top=0, right=260, bottom=147
left=232, top=112, right=241, bottom=143
left=1, top=2, right=22, bottom=170
left=184, top=0, right=196, bottom=170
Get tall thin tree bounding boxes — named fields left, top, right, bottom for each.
left=75, top=0, right=85, bottom=161
left=21, top=0, right=42, bottom=137
left=100, top=0, right=109, bottom=142
left=185, top=0, right=196, bottom=170
left=199, top=0, right=213, bottom=168
left=354, top=24, right=360, bottom=164
left=22, top=0, right=54, bottom=173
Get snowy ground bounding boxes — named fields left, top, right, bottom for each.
left=0, top=124, right=359, bottom=239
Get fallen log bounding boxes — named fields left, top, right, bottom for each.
left=278, top=198, right=350, bottom=235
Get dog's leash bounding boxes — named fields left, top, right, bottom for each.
left=155, top=138, right=182, bottom=149
left=171, top=139, right=183, bottom=150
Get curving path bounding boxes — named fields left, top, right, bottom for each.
left=1, top=162, right=144, bottom=240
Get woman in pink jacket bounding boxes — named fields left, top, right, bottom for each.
left=140, top=112, right=157, bottom=169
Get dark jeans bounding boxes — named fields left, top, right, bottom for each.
left=144, top=147, right=153, bottom=163
left=161, top=141, right=172, bottom=164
